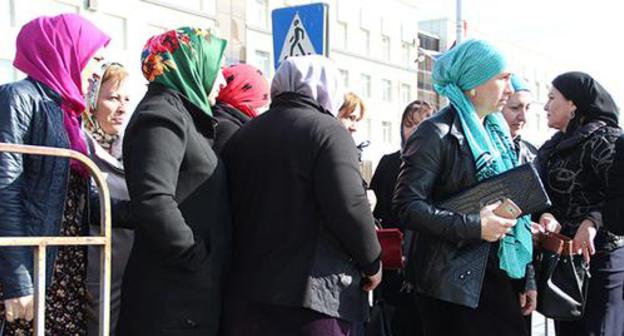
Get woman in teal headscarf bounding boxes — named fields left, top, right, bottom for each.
left=393, top=39, right=534, bottom=336
left=117, top=27, right=231, bottom=336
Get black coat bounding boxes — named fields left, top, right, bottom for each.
left=604, top=133, right=624, bottom=236
left=221, top=92, right=381, bottom=322
left=393, top=106, right=534, bottom=309
left=212, top=101, right=250, bottom=154
left=370, top=150, right=402, bottom=228
left=118, top=83, right=231, bottom=335
left=536, top=121, right=624, bottom=251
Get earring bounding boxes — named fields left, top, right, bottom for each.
left=469, top=89, right=476, bottom=97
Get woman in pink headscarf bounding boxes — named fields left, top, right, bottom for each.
left=0, top=14, right=109, bottom=335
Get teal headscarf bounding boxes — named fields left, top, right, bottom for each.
left=433, top=39, right=532, bottom=279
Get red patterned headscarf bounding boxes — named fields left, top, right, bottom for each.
left=216, top=64, right=269, bottom=118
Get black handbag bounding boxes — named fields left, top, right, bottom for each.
left=535, top=231, right=590, bottom=320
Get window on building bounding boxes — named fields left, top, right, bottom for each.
left=418, top=33, right=440, bottom=51
left=400, top=84, right=411, bottom=105
left=249, top=0, right=268, bottom=28
left=382, top=79, right=392, bottom=102
left=335, top=21, right=347, bottom=50
left=381, top=35, right=390, bottom=60
left=360, top=74, right=371, bottom=98
left=253, top=50, right=272, bottom=78
left=360, top=28, right=370, bottom=56
left=93, top=14, right=127, bottom=51
left=402, top=42, right=412, bottom=65
left=0, top=59, right=16, bottom=85
left=382, top=121, right=392, bottom=144
left=339, top=69, right=349, bottom=89
left=1, top=0, right=12, bottom=28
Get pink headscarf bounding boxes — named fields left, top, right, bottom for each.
left=217, top=64, right=269, bottom=118
left=13, top=14, right=110, bottom=175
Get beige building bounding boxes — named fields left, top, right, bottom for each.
left=0, top=0, right=428, bottom=168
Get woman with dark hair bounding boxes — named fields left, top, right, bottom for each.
left=0, top=14, right=110, bottom=335
left=369, top=100, right=434, bottom=336
left=535, top=71, right=624, bottom=336
left=393, top=39, right=534, bottom=336
left=118, top=27, right=231, bottom=335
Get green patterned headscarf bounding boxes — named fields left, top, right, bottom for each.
left=141, top=27, right=226, bottom=116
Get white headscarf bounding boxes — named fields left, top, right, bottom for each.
left=270, top=55, right=344, bottom=117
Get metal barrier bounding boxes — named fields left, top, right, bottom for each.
left=0, top=143, right=111, bottom=336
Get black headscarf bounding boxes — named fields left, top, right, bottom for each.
left=552, top=71, right=619, bottom=134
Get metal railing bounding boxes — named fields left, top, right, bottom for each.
left=0, top=143, right=111, bottom=336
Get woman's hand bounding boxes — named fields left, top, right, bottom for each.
left=480, top=201, right=517, bottom=242
left=573, top=219, right=597, bottom=264
left=519, top=290, right=537, bottom=316
left=539, top=213, right=561, bottom=233
left=3, top=294, right=34, bottom=322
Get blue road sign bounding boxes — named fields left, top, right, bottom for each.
left=271, top=3, right=329, bottom=70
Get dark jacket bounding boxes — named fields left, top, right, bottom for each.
left=370, top=150, right=402, bottom=228
left=118, top=83, right=232, bottom=335
left=536, top=121, right=624, bottom=251
left=221, top=92, right=381, bottom=322
left=514, top=136, right=538, bottom=165
left=0, top=78, right=70, bottom=299
left=393, top=106, right=534, bottom=308
left=212, top=101, right=250, bottom=154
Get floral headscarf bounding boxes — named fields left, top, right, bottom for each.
left=83, top=63, right=124, bottom=153
left=141, top=27, right=227, bottom=116
left=216, top=64, right=269, bottom=118
left=13, top=14, right=110, bottom=174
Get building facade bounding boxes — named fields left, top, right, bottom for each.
left=0, top=0, right=427, bottom=169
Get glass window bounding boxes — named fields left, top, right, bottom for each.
left=253, top=50, right=271, bottom=78
left=381, top=35, right=390, bottom=60
left=93, top=14, right=127, bottom=51
left=334, top=21, right=347, bottom=50
left=360, top=74, right=371, bottom=98
left=382, top=79, right=392, bottom=102
left=249, top=0, right=268, bottom=28
left=402, top=42, right=411, bottom=65
left=0, top=59, right=16, bottom=85
left=400, top=84, right=411, bottom=105
left=360, top=28, right=370, bottom=56
left=382, top=121, right=392, bottom=144
left=1, top=0, right=12, bottom=28
left=339, top=69, right=349, bottom=89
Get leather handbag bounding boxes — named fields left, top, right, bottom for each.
left=440, top=163, right=551, bottom=216
left=534, top=230, right=590, bottom=320
left=376, top=228, right=405, bottom=270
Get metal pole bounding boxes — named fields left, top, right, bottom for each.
left=32, top=244, right=46, bottom=336
left=0, top=143, right=111, bottom=335
left=456, top=0, right=463, bottom=43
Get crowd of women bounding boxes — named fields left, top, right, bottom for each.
left=0, top=13, right=623, bottom=336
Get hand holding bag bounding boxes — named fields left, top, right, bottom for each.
left=535, top=230, right=590, bottom=320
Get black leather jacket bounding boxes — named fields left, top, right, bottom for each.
left=393, top=106, right=533, bottom=308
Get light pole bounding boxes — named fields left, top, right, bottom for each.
left=456, top=0, right=463, bottom=43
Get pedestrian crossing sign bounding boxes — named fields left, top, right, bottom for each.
left=271, top=3, right=329, bottom=70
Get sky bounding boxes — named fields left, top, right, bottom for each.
left=416, top=0, right=624, bottom=109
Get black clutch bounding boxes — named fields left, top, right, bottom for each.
left=440, top=163, right=551, bottom=216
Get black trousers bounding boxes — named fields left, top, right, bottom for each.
left=416, top=265, right=529, bottom=336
